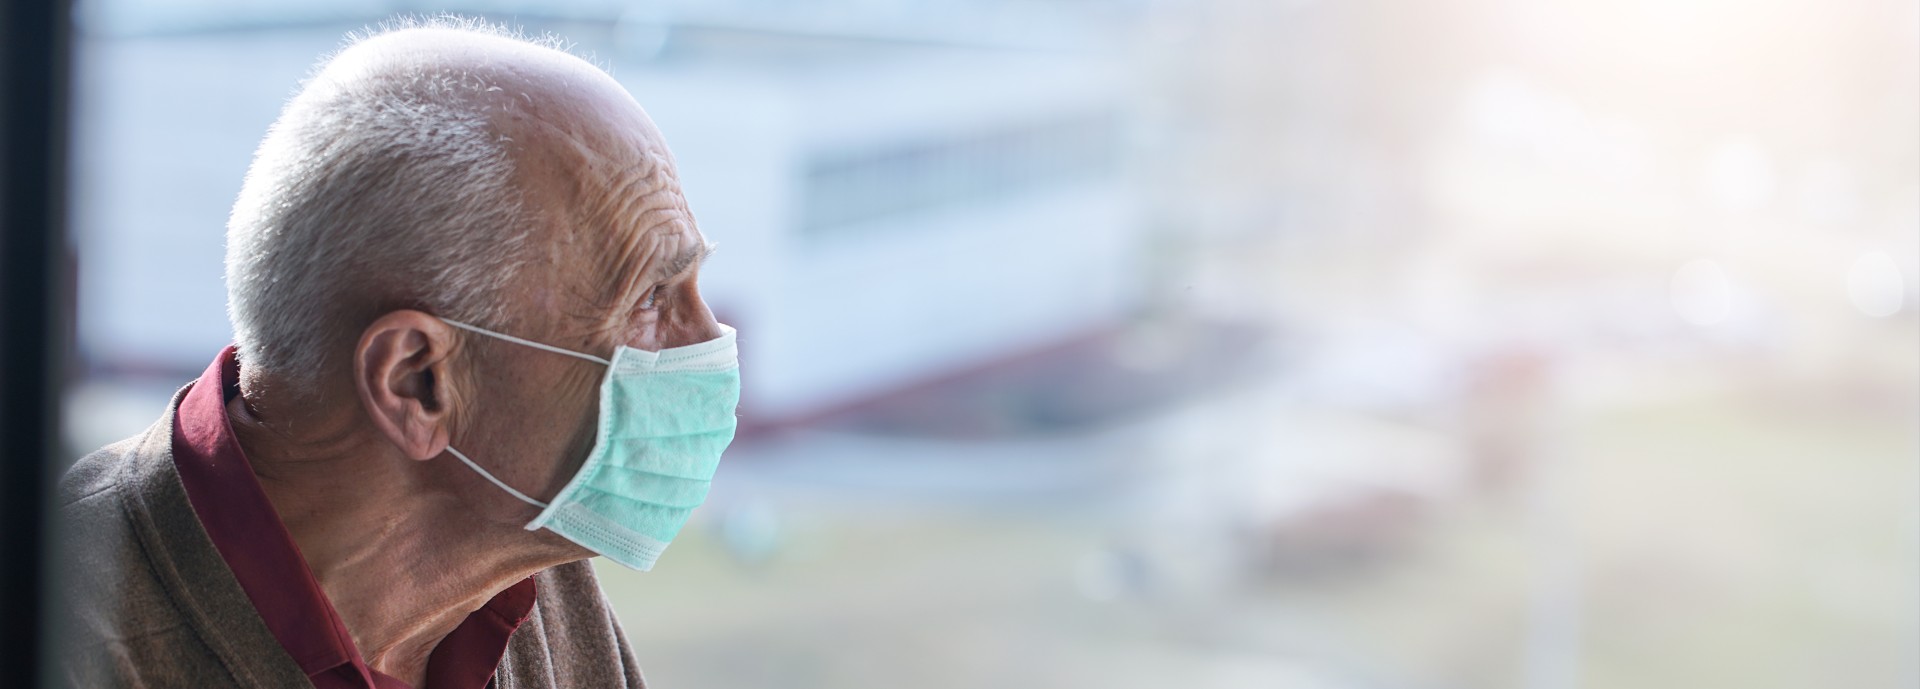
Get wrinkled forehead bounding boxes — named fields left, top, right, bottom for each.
left=491, top=65, right=697, bottom=307
left=505, top=89, right=683, bottom=233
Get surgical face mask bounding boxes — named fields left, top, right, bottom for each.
left=440, top=319, right=740, bottom=571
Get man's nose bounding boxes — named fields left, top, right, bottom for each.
left=666, top=291, right=724, bottom=348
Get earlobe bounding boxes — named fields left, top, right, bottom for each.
left=355, top=310, right=457, bottom=462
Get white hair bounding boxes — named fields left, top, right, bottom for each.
left=225, top=17, right=561, bottom=399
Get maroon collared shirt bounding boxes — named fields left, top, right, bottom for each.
left=172, top=346, right=537, bottom=689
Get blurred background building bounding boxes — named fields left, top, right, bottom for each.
left=62, top=0, right=1920, bottom=688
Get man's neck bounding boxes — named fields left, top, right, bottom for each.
left=275, top=489, right=534, bottom=686
left=228, top=393, right=564, bottom=687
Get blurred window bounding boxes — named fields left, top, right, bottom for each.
left=799, top=111, right=1117, bottom=235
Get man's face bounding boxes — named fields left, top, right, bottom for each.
left=448, top=75, right=721, bottom=539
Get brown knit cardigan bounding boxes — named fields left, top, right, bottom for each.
left=51, top=387, right=648, bottom=688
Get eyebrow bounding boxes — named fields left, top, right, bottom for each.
left=607, top=240, right=717, bottom=314
left=651, top=241, right=717, bottom=285
left=633, top=242, right=718, bottom=297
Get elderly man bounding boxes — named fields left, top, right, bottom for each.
left=56, top=19, right=738, bottom=689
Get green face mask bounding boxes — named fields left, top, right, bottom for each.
left=441, top=319, right=740, bottom=571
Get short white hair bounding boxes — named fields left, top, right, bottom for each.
left=225, top=17, right=558, bottom=398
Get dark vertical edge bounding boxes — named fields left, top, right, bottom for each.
left=0, top=0, right=74, bottom=686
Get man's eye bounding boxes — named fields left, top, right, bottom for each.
left=639, top=285, right=661, bottom=311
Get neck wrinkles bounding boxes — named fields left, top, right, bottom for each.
left=229, top=391, right=571, bottom=686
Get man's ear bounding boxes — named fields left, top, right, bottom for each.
left=355, top=310, right=458, bottom=461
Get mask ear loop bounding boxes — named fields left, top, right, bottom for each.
left=446, top=446, right=550, bottom=508
left=441, top=318, right=612, bottom=366
left=437, top=318, right=610, bottom=510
